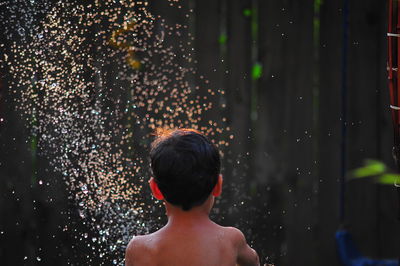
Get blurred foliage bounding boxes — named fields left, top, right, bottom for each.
left=251, top=63, right=263, bottom=80
left=243, top=8, right=252, bottom=17
left=314, top=0, right=323, bottom=11
left=351, top=159, right=400, bottom=186
left=218, top=34, right=227, bottom=45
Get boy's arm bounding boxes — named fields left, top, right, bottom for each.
left=231, top=228, right=260, bottom=266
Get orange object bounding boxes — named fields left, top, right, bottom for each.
left=109, top=21, right=141, bottom=69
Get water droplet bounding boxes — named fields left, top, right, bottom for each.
left=81, top=185, right=88, bottom=194
left=17, top=27, right=25, bottom=37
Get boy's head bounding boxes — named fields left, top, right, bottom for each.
left=149, top=128, right=221, bottom=211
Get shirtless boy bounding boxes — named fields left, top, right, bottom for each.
left=125, top=129, right=260, bottom=266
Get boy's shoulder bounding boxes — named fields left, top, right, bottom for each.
left=125, top=234, right=156, bottom=265
left=221, top=226, right=248, bottom=247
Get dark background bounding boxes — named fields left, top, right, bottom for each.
left=1, top=0, right=399, bottom=265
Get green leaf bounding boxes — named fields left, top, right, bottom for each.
left=218, top=34, right=227, bottom=45
left=251, top=63, right=262, bottom=80
left=352, top=159, right=386, bottom=178
left=377, top=174, right=400, bottom=185
left=243, top=8, right=252, bottom=17
left=314, top=0, right=323, bottom=12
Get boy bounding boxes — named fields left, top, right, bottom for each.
left=125, top=128, right=260, bottom=266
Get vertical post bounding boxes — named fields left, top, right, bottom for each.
left=219, top=0, right=228, bottom=141
left=387, top=0, right=400, bottom=262
left=339, top=0, right=349, bottom=224
left=249, top=0, right=259, bottom=194
left=396, top=4, right=400, bottom=243
left=312, top=0, right=321, bottom=241
left=250, top=0, right=259, bottom=123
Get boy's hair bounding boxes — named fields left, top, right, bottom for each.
left=150, top=128, right=221, bottom=211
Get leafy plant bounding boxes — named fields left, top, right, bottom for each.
left=351, top=159, right=400, bottom=186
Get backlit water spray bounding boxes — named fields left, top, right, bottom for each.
left=1, top=0, right=229, bottom=263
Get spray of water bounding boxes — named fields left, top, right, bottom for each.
left=1, top=0, right=229, bottom=263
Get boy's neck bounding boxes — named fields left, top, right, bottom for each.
left=164, top=197, right=214, bottom=226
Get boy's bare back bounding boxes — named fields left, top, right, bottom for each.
left=125, top=220, right=259, bottom=266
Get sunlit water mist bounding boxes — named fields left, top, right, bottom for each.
left=1, top=0, right=229, bottom=264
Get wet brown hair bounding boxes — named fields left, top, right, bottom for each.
left=150, top=128, right=220, bottom=211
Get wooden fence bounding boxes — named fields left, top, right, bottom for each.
left=0, top=0, right=398, bottom=265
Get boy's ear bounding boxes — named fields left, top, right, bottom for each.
left=149, top=177, right=164, bottom=200
left=212, top=174, right=223, bottom=197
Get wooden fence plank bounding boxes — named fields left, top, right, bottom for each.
left=317, top=0, right=343, bottom=265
